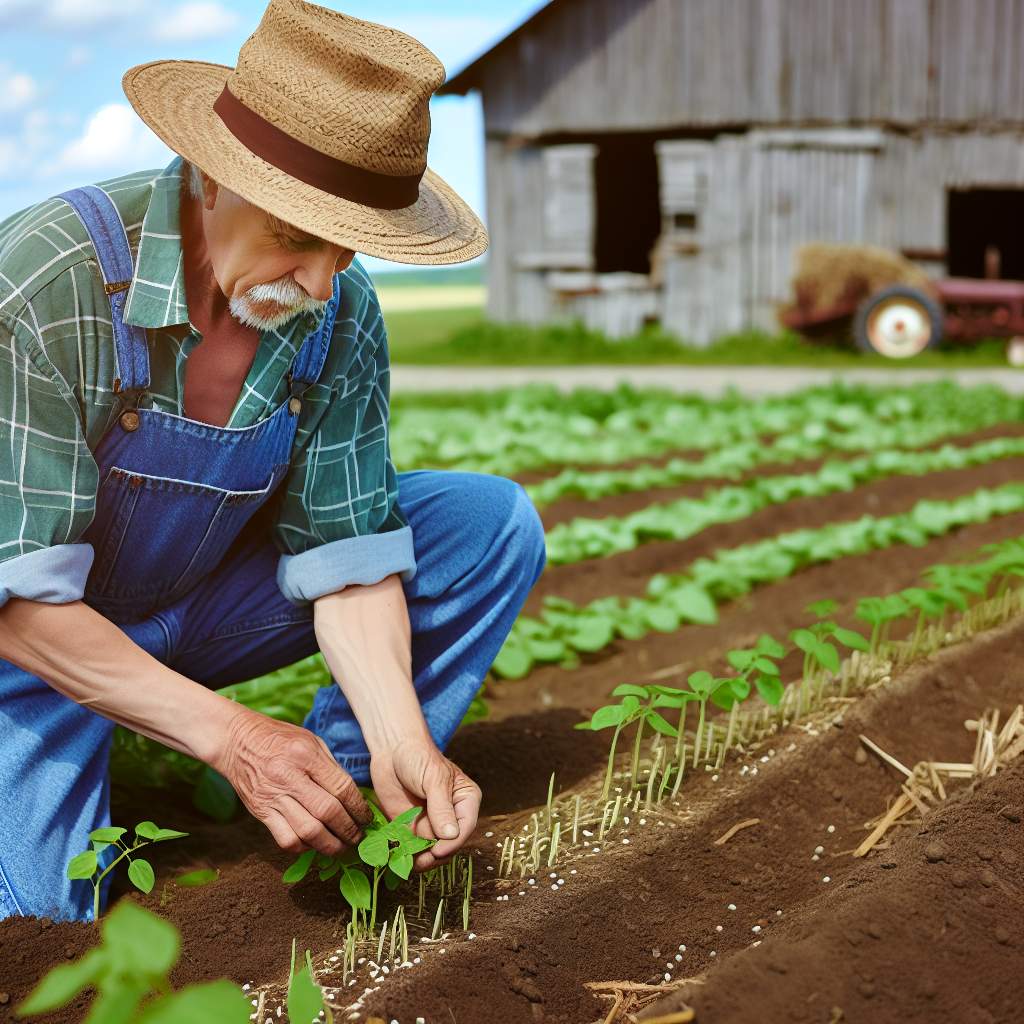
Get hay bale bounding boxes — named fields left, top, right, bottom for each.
left=783, top=243, right=934, bottom=321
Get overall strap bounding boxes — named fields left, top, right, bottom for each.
left=287, top=273, right=344, bottom=401
left=55, top=185, right=151, bottom=396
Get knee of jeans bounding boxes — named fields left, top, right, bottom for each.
left=508, top=480, right=547, bottom=584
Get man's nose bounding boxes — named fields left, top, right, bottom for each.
left=293, top=249, right=348, bottom=302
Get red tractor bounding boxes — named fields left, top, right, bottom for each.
left=779, top=244, right=1024, bottom=359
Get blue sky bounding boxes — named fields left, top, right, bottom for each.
left=0, top=0, right=546, bottom=274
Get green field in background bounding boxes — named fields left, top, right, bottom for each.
left=381, top=303, right=1020, bottom=368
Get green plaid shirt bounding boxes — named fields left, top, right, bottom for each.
left=0, top=155, right=414, bottom=610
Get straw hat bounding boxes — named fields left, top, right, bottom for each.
left=122, top=0, right=488, bottom=265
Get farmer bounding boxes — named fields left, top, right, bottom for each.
left=0, top=0, right=545, bottom=923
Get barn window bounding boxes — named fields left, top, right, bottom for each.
left=947, top=188, right=1024, bottom=281
left=593, top=135, right=661, bottom=275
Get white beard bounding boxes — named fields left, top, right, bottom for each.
left=228, top=276, right=328, bottom=332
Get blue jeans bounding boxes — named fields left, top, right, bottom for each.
left=0, top=470, right=546, bottom=922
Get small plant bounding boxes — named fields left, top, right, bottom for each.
left=66, top=819, right=188, bottom=922
left=283, top=791, right=435, bottom=934
left=287, top=938, right=332, bottom=1023
left=574, top=684, right=680, bottom=799
left=791, top=600, right=870, bottom=677
left=16, top=900, right=249, bottom=1023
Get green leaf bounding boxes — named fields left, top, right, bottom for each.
left=644, top=710, right=678, bottom=737
left=134, top=980, right=252, bottom=1024
left=128, top=858, right=155, bottom=894
left=831, top=627, right=870, bottom=651
left=286, top=961, right=326, bottom=1024
left=389, top=851, right=414, bottom=880
left=491, top=641, right=533, bottom=679
left=173, top=868, right=219, bottom=888
left=66, top=849, right=98, bottom=881
left=755, top=634, right=787, bottom=658
left=192, top=767, right=238, bottom=823
left=382, top=866, right=404, bottom=891
left=806, top=598, right=838, bottom=618
left=643, top=604, right=681, bottom=632
left=89, top=827, right=127, bottom=844
left=282, top=849, right=317, bottom=884
left=666, top=584, right=718, bottom=624
left=610, top=683, right=650, bottom=699
left=726, top=649, right=756, bottom=672
left=566, top=617, right=616, bottom=652
left=685, top=670, right=715, bottom=697
left=340, top=867, right=371, bottom=911
left=151, top=828, right=188, bottom=842
left=101, top=901, right=179, bottom=977
left=395, top=833, right=434, bottom=856
left=589, top=704, right=626, bottom=730
left=134, top=821, right=160, bottom=840
left=814, top=639, right=841, bottom=673
left=16, top=948, right=107, bottom=1014
left=755, top=673, right=785, bottom=706
left=390, top=806, right=423, bottom=829
left=358, top=829, right=390, bottom=867
left=789, top=628, right=818, bottom=655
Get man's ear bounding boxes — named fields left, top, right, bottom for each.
left=201, top=171, right=219, bottom=211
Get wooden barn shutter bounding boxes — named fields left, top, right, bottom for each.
left=540, top=143, right=596, bottom=269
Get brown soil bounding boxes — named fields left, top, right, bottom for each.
left=4, top=440, right=1024, bottom=1023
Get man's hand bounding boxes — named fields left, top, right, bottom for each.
left=213, top=706, right=374, bottom=857
left=369, top=738, right=482, bottom=872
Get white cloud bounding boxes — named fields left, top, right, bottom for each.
left=0, top=64, right=38, bottom=113
left=151, top=1, right=240, bottom=42
left=40, top=102, right=174, bottom=177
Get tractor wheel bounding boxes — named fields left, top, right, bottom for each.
left=853, top=285, right=944, bottom=358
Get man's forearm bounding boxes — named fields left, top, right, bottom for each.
left=0, top=597, right=237, bottom=764
left=312, top=573, right=432, bottom=755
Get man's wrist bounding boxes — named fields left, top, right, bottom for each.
left=363, top=714, right=434, bottom=760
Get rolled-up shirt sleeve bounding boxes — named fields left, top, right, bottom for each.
left=0, top=313, right=98, bottom=609
left=274, top=293, right=415, bottom=605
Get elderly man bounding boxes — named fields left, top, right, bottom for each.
left=0, top=0, right=545, bottom=922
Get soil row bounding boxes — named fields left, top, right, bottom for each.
left=356, top=617, right=1024, bottom=1023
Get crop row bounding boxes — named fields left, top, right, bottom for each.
left=390, top=380, right=1019, bottom=474
left=543, top=434, right=1024, bottom=565
left=494, top=481, right=1024, bottom=678
left=527, top=400, right=1024, bottom=509
left=500, top=532, right=1024, bottom=880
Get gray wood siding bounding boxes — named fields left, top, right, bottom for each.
left=472, top=0, right=1024, bottom=136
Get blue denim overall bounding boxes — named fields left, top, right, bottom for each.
left=0, top=186, right=546, bottom=922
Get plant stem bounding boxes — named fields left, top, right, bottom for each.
left=369, top=866, right=382, bottom=933
left=601, top=722, right=625, bottom=801
left=674, top=701, right=689, bottom=763
left=629, top=712, right=647, bottom=791
left=692, top=701, right=707, bottom=769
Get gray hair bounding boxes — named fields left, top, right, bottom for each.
left=182, top=159, right=206, bottom=201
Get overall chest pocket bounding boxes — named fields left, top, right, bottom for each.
left=86, top=464, right=284, bottom=602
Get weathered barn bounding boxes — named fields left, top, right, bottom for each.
left=439, top=0, right=1024, bottom=344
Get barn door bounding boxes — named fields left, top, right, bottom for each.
left=655, top=140, right=713, bottom=344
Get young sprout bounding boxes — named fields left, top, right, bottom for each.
left=66, top=819, right=188, bottom=923
left=575, top=684, right=680, bottom=799
left=287, top=939, right=332, bottom=1024
left=17, top=902, right=250, bottom=1022
left=282, top=791, right=435, bottom=935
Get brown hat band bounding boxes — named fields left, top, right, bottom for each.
left=212, top=83, right=424, bottom=209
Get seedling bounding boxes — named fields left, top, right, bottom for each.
left=574, top=684, right=680, bottom=799
left=16, top=901, right=249, bottom=1023
left=287, top=938, right=332, bottom=1024
left=282, top=791, right=435, bottom=934
left=66, top=819, right=188, bottom=923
